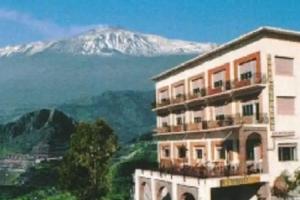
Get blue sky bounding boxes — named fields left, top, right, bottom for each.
left=0, top=0, right=299, bottom=47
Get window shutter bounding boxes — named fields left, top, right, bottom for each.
left=213, top=71, right=225, bottom=82
left=240, top=60, right=256, bottom=74
left=160, top=90, right=168, bottom=99
left=175, top=84, right=184, bottom=95
left=277, top=97, right=295, bottom=115
left=192, top=78, right=204, bottom=89
left=193, top=110, right=203, bottom=118
left=275, top=57, right=293, bottom=76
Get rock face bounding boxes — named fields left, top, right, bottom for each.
left=0, top=109, right=76, bottom=157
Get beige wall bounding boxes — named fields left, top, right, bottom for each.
left=154, top=37, right=300, bottom=185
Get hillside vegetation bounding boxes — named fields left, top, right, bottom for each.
left=59, top=90, right=155, bottom=143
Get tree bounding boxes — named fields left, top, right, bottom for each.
left=59, top=119, right=118, bottom=200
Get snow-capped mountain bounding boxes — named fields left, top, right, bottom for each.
left=0, top=27, right=215, bottom=57
left=0, top=27, right=216, bottom=124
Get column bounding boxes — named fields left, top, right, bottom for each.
left=238, top=127, right=246, bottom=175
left=199, top=185, right=211, bottom=200
left=151, top=178, right=156, bottom=200
left=187, top=140, right=192, bottom=165
left=232, top=139, right=238, bottom=163
left=172, top=182, right=178, bottom=200
left=134, top=171, right=140, bottom=200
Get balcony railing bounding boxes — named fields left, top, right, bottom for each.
left=153, top=73, right=266, bottom=110
left=208, top=80, right=231, bottom=95
left=155, top=113, right=268, bottom=134
left=233, top=73, right=267, bottom=89
left=171, top=94, right=186, bottom=104
left=137, top=160, right=263, bottom=179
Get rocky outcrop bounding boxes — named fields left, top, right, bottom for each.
left=0, top=109, right=76, bottom=157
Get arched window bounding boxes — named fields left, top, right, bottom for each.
left=181, top=192, right=196, bottom=200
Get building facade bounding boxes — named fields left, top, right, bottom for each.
left=134, top=27, right=300, bottom=200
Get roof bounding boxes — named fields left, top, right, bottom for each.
left=152, top=26, right=300, bottom=81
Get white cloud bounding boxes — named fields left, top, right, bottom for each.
left=0, top=9, right=104, bottom=39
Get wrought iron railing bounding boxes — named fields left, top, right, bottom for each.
left=155, top=113, right=268, bottom=134
left=152, top=73, right=267, bottom=110
left=137, top=160, right=263, bottom=179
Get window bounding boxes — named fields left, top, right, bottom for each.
left=216, top=147, right=226, bottom=160
left=162, top=122, right=168, bottom=127
left=275, top=57, right=294, bottom=76
left=176, top=117, right=183, bottom=125
left=193, top=109, right=203, bottom=123
left=241, top=71, right=253, bottom=80
left=216, top=114, right=225, bottom=121
left=194, top=117, right=202, bottom=123
left=159, top=90, right=169, bottom=103
left=243, top=104, right=254, bottom=116
left=195, top=148, right=203, bottom=159
left=213, top=71, right=225, bottom=88
left=277, top=97, right=295, bottom=115
left=176, top=93, right=183, bottom=99
left=191, top=78, right=204, bottom=95
left=193, top=88, right=201, bottom=95
left=214, top=80, right=223, bottom=88
left=162, top=148, right=170, bottom=158
left=161, top=115, right=169, bottom=127
left=239, top=60, right=256, bottom=80
left=174, top=84, right=184, bottom=98
left=177, top=146, right=187, bottom=158
left=176, top=114, right=185, bottom=125
left=278, top=144, right=297, bottom=161
left=215, top=105, right=226, bottom=120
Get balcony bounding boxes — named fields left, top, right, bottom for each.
left=155, top=126, right=171, bottom=133
left=153, top=98, right=171, bottom=108
left=153, top=73, right=266, bottom=111
left=155, top=113, right=268, bottom=134
left=171, top=94, right=186, bottom=104
left=234, top=73, right=266, bottom=89
left=137, top=160, right=263, bottom=179
left=188, top=88, right=206, bottom=100
left=171, top=124, right=186, bottom=132
left=208, top=80, right=231, bottom=96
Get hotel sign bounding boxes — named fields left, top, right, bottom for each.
left=220, top=176, right=260, bottom=187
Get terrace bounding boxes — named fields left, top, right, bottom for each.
left=155, top=113, right=268, bottom=135
left=153, top=73, right=267, bottom=111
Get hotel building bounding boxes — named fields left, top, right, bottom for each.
left=134, top=27, right=300, bottom=200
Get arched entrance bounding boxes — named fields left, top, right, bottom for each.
left=180, top=192, right=196, bottom=200
left=158, top=186, right=171, bottom=200
left=246, top=133, right=262, bottom=173
left=140, top=182, right=152, bottom=200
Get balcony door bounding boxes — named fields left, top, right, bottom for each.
left=242, top=101, right=260, bottom=123
left=191, top=77, right=204, bottom=96
left=239, top=60, right=256, bottom=82
left=246, top=133, right=262, bottom=163
left=212, top=71, right=225, bottom=89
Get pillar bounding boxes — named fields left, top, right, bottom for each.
left=172, top=181, right=178, bottom=200
left=135, top=171, right=140, bottom=200
left=151, top=178, right=156, bottom=200
left=238, top=127, right=247, bottom=175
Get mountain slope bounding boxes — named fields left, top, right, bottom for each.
left=59, top=90, right=155, bottom=143
left=0, top=27, right=215, bottom=57
left=0, top=109, right=76, bottom=156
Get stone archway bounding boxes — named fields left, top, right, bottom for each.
left=180, top=192, right=196, bottom=200
left=246, top=133, right=262, bottom=161
left=238, top=127, right=268, bottom=174
left=158, top=186, right=171, bottom=200
left=140, top=182, right=152, bottom=200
